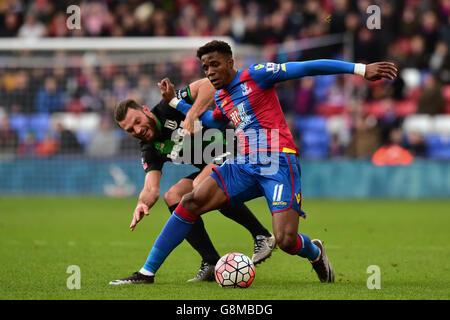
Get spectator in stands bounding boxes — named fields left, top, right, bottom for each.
left=403, top=131, right=428, bottom=158
left=5, top=70, right=34, bottom=114
left=0, top=11, right=20, bottom=37
left=346, top=115, right=381, bottom=158
left=55, top=122, right=82, bottom=154
left=372, top=128, right=414, bottom=166
left=430, top=41, right=450, bottom=83
left=35, top=132, right=59, bottom=156
left=324, top=75, right=347, bottom=108
left=112, top=74, right=130, bottom=102
left=131, top=74, right=160, bottom=108
left=421, top=10, right=440, bottom=57
left=417, top=74, right=444, bottom=115
left=0, top=116, right=19, bottom=155
left=400, top=4, right=421, bottom=38
left=87, top=118, right=119, bottom=157
left=65, top=88, right=86, bottom=114
left=18, top=12, right=46, bottom=38
left=294, top=77, right=316, bottom=114
left=329, top=133, right=344, bottom=158
left=48, top=11, right=70, bottom=37
left=35, top=76, right=65, bottom=113
left=82, top=1, right=113, bottom=36
left=80, top=75, right=106, bottom=113
left=407, top=35, right=428, bottom=70
left=17, top=132, right=37, bottom=156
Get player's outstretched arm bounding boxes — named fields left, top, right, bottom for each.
left=252, top=60, right=398, bottom=88
left=130, top=170, right=161, bottom=231
left=284, top=60, right=398, bottom=80
left=159, top=78, right=228, bottom=129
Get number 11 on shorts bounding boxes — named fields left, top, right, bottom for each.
left=273, top=184, right=284, bottom=202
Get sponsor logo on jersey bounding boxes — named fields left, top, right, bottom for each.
left=228, top=102, right=251, bottom=129
left=272, top=201, right=287, bottom=206
left=265, top=62, right=280, bottom=73
left=164, top=119, right=178, bottom=130
left=168, top=128, right=185, bottom=161
left=254, top=64, right=265, bottom=70
left=295, top=193, right=301, bottom=204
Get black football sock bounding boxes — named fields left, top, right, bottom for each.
left=219, top=204, right=271, bottom=239
left=168, top=204, right=220, bottom=265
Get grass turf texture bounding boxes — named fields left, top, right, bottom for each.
left=0, top=197, right=449, bottom=300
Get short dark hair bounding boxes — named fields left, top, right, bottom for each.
left=114, top=99, right=142, bottom=123
left=196, top=40, right=233, bottom=59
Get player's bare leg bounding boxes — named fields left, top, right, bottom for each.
left=272, top=208, right=334, bottom=283
left=180, top=175, right=228, bottom=216
left=271, top=209, right=300, bottom=252
left=192, top=164, right=216, bottom=188
left=164, top=178, right=193, bottom=206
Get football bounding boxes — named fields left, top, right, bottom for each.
left=214, top=252, right=255, bottom=288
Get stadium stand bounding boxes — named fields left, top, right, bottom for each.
left=0, top=0, right=449, bottom=161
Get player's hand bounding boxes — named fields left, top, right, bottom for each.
left=130, top=202, right=149, bottom=231
left=183, top=113, right=202, bottom=135
left=364, top=62, right=398, bottom=81
left=158, top=78, right=176, bottom=103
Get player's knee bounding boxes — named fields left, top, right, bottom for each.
left=180, top=191, right=196, bottom=210
left=164, top=187, right=182, bottom=206
left=180, top=190, right=203, bottom=213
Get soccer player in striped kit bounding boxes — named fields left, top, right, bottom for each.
left=112, top=40, right=397, bottom=284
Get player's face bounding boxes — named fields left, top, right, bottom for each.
left=118, top=107, right=159, bottom=141
left=200, top=51, right=234, bottom=90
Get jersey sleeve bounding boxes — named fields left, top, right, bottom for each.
left=212, top=105, right=229, bottom=121
left=249, top=60, right=356, bottom=89
left=248, top=62, right=289, bottom=89
left=140, top=143, right=165, bottom=172
left=174, top=98, right=229, bottom=129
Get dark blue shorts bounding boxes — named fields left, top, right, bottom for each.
left=210, top=152, right=304, bottom=216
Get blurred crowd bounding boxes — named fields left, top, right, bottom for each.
left=0, top=0, right=450, bottom=161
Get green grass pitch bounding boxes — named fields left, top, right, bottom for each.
left=0, top=197, right=449, bottom=300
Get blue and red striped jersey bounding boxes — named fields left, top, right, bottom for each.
left=212, top=62, right=299, bottom=155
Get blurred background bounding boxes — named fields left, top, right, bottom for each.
left=0, top=0, right=449, bottom=198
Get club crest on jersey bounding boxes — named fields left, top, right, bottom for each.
left=164, top=119, right=178, bottom=130
left=241, top=82, right=252, bottom=96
